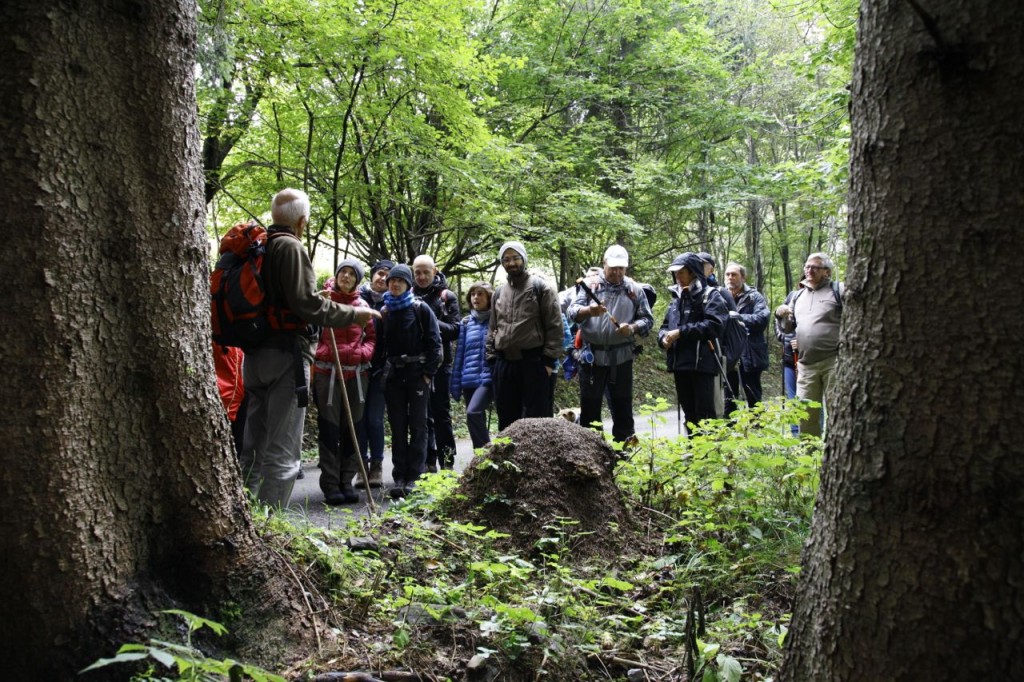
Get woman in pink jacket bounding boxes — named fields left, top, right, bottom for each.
left=312, top=259, right=377, bottom=505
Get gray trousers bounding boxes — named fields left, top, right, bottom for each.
left=239, top=347, right=307, bottom=507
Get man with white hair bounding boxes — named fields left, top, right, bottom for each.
left=239, top=188, right=381, bottom=508
left=567, top=244, right=654, bottom=442
left=486, top=241, right=564, bottom=429
left=774, top=252, right=844, bottom=437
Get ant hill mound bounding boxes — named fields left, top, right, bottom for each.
left=443, top=417, right=636, bottom=560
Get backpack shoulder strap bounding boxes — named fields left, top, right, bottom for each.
left=831, top=281, right=843, bottom=310
left=531, top=275, right=545, bottom=303
left=414, top=299, right=433, bottom=338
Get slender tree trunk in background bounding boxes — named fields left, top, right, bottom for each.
left=745, top=133, right=764, bottom=288
left=0, top=2, right=313, bottom=677
left=781, top=1, right=1024, bottom=679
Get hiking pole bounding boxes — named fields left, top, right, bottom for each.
left=708, top=340, right=730, bottom=386
left=327, top=327, right=378, bottom=514
left=575, top=278, right=621, bottom=326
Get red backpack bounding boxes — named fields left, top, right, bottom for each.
left=210, top=222, right=306, bottom=349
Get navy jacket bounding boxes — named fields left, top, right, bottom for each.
left=732, top=284, right=770, bottom=372
left=381, top=300, right=442, bottom=379
left=658, top=281, right=729, bottom=374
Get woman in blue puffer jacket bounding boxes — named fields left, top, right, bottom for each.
left=451, top=282, right=494, bottom=449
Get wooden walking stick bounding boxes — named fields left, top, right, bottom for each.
left=327, top=326, right=378, bottom=514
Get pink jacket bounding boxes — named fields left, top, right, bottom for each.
left=314, top=282, right=376, bottom=379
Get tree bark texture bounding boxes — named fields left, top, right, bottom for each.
left=782, top=1, right=1024, bottom=679
left=0, top=2, right=310, bottom=677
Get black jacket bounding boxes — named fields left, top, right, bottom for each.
left=414, top=272, right=461, bottom=368
left=381, top=300, right=443, bottom=379
left=658, top=280, right=729, bottom=374
left=733, top=284, right=770, bottom=371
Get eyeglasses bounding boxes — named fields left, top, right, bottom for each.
left=803, top=265, right=825, bottom=271
left=501, top=255, right=523, bottom=265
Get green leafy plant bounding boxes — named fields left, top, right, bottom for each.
left=81, top=610, right=285, bottom=681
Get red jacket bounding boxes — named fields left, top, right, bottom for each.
left=213, top=342, right=245, bottom=421
left=314, top=282, right=376, bottom=379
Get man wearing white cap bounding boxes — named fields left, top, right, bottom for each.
left=486, top=241, right=565, bottom=429
left=567, top=244, right=654, bottom=442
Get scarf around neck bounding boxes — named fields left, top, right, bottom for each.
left=471, top=308, right=491, bottom=324
left=384, top=289, right=414, bottom=311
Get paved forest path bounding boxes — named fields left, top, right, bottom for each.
left=284, top=408, right=681, bottom=528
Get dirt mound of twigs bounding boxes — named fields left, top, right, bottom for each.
left=444, top=417, right=634, bottom=560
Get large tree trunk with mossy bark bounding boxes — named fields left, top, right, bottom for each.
left=0, top=2, right=314, bottom=677
left=780, top=1, right=1024, bottom=679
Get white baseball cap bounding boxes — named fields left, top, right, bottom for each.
left=603, top=244, right=629, bottom=268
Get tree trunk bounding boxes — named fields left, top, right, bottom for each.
left=782, top=1, right=1024, bottom=679
left=0, top=3, right=313, bottom=677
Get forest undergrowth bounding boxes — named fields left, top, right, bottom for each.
left=88, top=398, right=820, bottom=682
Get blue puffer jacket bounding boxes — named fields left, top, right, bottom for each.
left=451, top=310, right=492, bottom=396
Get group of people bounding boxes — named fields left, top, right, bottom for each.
left=218, top=188, right=842, bottom=510
left=656, top=249, right=843, bottom=437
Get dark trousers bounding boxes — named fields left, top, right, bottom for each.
left=385, top=372, right=430, bottom=483
left=426, top=368, right=457, bottom=468
left=674, top=370, right=717, bottom=428
left=725, top=365, right=764, bottom=414
left=462, top=385, right=493, bottom=449
left=579, top=360, right=635, bottom=442
left=357, top=370, right=386, bottom=464
left=494, top=354, right=552, bottom=430
left=313, top=371, right=366, bottom=495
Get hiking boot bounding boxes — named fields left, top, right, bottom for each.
left=368, top=462, right=383, bottom=488
left=296, top=468, right=305, bottom=480
left=325, top=487, right=359, bottom=506
left=389, top=480, right=407, bottom=500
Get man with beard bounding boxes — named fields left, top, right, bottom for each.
left=486, top=241, right=564, bottom=429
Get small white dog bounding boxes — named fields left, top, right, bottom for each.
left=557, top=407, right=580, bottom=424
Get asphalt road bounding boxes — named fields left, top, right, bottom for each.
left=283, top=407, right=681, bottom=526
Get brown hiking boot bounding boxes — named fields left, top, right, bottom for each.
left=363, top=461, right=383, bottom=489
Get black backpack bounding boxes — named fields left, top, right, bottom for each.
left=704, top=286, right=748, bottom=366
